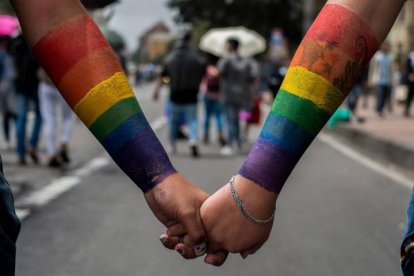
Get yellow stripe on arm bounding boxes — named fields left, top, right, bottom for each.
left=74, top=72, right=135, bottom=127
left=280, top=67, right=343, bottom=114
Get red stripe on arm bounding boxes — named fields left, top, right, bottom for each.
left=32, top=15, right=110, bottom=85
left=305, top=4, right=379, bottom=64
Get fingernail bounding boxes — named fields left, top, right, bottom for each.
left=205, top=259, right=220, bottom=266
left=205, top=260, right=216, bottom=266
left=176, top=248, right=185, bottom=257
left=194, top=242, right=206, bottom=256
left=159, top=234, right=167, bottom=245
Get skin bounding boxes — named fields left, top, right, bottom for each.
left=164, top=0, right=406, bottom=266
left=9, top=0, right=406, bottom=267
left=10, top=0, right=208, bottom=255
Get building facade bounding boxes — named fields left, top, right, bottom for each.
left=388, top=0, right=414, bottom=67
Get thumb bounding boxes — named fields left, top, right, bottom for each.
left=204, top=250, right=229, bottom=266
left=180, top=210, right=207, bottom=256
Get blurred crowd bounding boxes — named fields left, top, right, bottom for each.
left=151, top=32, right=288, bottom=158
left=149, top=31, right=414, bottom=158
left=330, top=41, right=414, bottom=127
left=0, top=32, right=74, bottom=168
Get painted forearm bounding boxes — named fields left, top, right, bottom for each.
left=32, top=15, right=176, bottom=192
left=239, top=4, right=380, bottom=193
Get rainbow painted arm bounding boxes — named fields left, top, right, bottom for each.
left=32, top=15, right=176, bottom=192
left=239, top=3, right=381, bottom=194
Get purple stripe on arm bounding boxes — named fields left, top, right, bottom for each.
left=239, top=138, right=298, bottom=194
left=110, top=128, right=177, bottom=192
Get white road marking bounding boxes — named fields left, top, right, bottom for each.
left=73, top=156, right=111, bottom=177
left=17, top=176, right=81, bottom=207
left=16, top=155, right=110, bottom=220
left=318, top=133, right=413, bottom=189
left=15, top=116, right=168, bottom=221
left=15, top=208, right=31, bottom=220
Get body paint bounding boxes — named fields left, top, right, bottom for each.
left=32, top=15, right=176, bottom=191
left=239, top=4, right=379, bottom=193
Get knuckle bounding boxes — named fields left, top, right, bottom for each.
left=180, top=208, right=196, bottom=220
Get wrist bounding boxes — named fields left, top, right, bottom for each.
left=232, top=175, right=278, bottom=221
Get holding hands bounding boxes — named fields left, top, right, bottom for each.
left=149, top=174, right=278, bottom=266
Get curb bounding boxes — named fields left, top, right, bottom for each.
left=326, top=125, right=414, bottom=173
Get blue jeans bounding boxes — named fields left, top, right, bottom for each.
left=15, top=91, right=42, bottom=159
left=223, top=103, right=242, bottom=148
left=169, top=103, right=198, bottom=145
left=347, top=85, right=361, bottom=113
left=376, top=84, right=392, bottom=114
left=0, top=156, right=21, bottom=276
left=203, top=96, right=223, bottom=137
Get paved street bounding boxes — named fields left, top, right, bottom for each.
left=13, top=83, right=411, bottom=276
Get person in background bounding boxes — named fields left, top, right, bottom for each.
left=240, top=58, right=261, bottom=143
left=38, top=68, right=74, bottom=168
left=9, top=33, right=42, bottom=165
left=404, top=44, right=414, bottom=117
left=153, top=32, right=205, bottom=157
left=218, top=38, right=258, bottom=156
left=346, top=66, right=369, bottom=123
left=200, top=53, right=226, bottom=146
left=0, top=35, right=16, bottom=150
left=370, top=41, right=395, bottom=117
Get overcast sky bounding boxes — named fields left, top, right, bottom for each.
left=109, top=0, right=175, bottom=51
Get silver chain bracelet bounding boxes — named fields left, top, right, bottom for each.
left=229, top=176, right=275, bottom=225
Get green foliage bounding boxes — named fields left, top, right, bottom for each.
left=167, top=0, right=304, bottom=45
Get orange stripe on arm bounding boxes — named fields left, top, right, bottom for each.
left=57, top=47, right=123, bottom=108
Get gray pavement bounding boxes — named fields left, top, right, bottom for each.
left=329, top=94, right=414, bottom=176
left=13, top=83, right=411, bottom=275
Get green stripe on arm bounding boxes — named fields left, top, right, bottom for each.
left=89, top=97, right=142, bottom=141
left=271, top=90, right=332, bottom=135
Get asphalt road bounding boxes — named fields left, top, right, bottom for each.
left=15, top=83, right=411, bottom=276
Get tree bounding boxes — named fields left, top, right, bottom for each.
left=167, top=0, right=304, bottom=46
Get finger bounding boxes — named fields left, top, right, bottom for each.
left=240, top=244, right=262, bottom=259
left=166, top=224, right=186, bottom=237
left=159, top=233, right=181, bottom=250
left=174, top=243, right=198, bottom=259
left=204, top=250, right=229, bottom=266
left=180, top=210, right=207, bottom=256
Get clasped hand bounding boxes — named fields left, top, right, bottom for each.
left=144, top=173, right=278, bottom=266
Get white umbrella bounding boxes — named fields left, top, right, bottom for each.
left=199, top=26, right=266, bottom=58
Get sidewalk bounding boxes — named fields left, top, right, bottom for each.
left=327, top=95, right=414, bottom=175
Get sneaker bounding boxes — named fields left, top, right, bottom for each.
left=48, top=156, right=63, bottom=168
left=17, top=157, right=27, bottom=166
left=190, top=145, right=199, bottom=158
left=220, top=146, right=234, bottom=156
left=218, top=134, right=226, bottom=147
left=28, top=149, right=40, bottom=164
left=176, top=129, right=188, bottom=140
left=59, top=145, right=70, bottom=163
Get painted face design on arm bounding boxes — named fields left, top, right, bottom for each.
left=239, top=4, right=380, bottom=193
left=32, top=15, right=176, bottom=192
